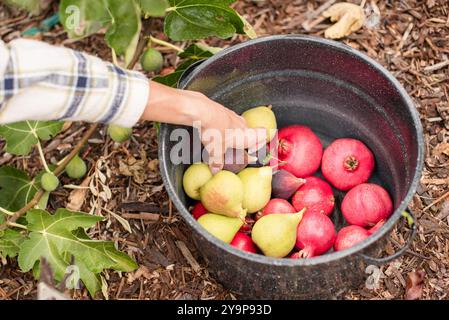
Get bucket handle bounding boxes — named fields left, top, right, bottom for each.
left=358, top=211, right=417, bottom=266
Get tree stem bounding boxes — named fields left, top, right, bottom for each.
left=0, top=207, right=14, bottom=216
left=7, top=222, right=27, bottom=230
left=37, top=140, right=52, bottom=174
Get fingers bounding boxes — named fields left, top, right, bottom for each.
left=228, top=127, right=267, bottom=153
left=204, top=142, right=224, bottom=174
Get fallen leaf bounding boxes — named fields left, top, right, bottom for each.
left=66, top=176, right=92, bottom=211
left=405, top=270, right=425, bottom=300
left=431, top=142, right=449, bottom=157
left=323, top=2, right=365, bottom=39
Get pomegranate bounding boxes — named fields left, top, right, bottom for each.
left=191, top=202, right=208, bottom=220
left=321, top=138, right=375, bottom=191
left=230, top=232, right=258, bottom=253
left=260, top=198, right=295, bottom=216
left=295, top=212, right=336, bottom=258
left=341, top=183, right=393, bottom=227
left=270, top=125, right=323, bottom=178
left=292, top=176, right=335, bottom=216
left=334, top=220, right=385, bottom=251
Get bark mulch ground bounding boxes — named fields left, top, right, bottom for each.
left=0, top=0, right=448, bottom=300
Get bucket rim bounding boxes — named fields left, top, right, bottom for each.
left=158, top=34, right=425, bottom=266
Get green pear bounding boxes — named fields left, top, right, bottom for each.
left=200, top=170, right=246, bottom=218
left=252, top=209, right=305, bottom=258
left=198, top=213, right=244, bottom=243
left=242, top=105, right=277, bottom=143
left=183, top=163, right=213, bottom=200
left=238, top=166, right=272, bottom=214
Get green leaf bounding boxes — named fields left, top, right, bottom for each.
left=237, top=12, right=257, bottom=39
left=105, top=0, right=142, bottom=66
left=0, top=229, right=25, bottom=259
left=18, top=209, right=138, bottom=295
left=152, top=59, right=196, bottom=87
left=139, top=0, right=169, bottom=17
left=164, top=0, right=245, bottom=41
left=153, top=43, right=218, bottom=87
left=178, top=43, right=217, bottom=60
left=59, top=0, right=111, bottom=39
left=0, top=120, right=63, bottom=156
left=3, top=0, right=48, bottom=15
left=0, top=166, right=40, bottom=212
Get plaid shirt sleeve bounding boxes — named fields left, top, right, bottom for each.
left=0, top=39, right=150, bottom=127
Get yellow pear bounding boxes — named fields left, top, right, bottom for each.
left=252, top=210, right=305, bottom=258
left=183, top=163, right=212, bottom=200
left=242, top=105, right=277, bottom=143
left=200, top=170, right=246, bottom=217
left=238, top=166, right=272, bottom=214
left=198, top=213, right=244, bottom=243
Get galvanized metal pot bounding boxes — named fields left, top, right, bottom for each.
left=158, top=35, right=424, bottom=299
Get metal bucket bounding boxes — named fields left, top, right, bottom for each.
left=158, top=35, right=424, bottom=299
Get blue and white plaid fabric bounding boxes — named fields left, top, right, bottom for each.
left=0, top=39, right=149, bottom=127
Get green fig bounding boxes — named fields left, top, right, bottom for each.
left=107, top=125, right=132, bottom=143
left=66, top=155, right=87, bottom=179
left=242, top=105, right=277, bottom=143
left=198, top=213, right=244, bottom=243
left=252, top=210, right=305, bottom=258
left=41, top=172, right=59, bottom=192
left=200, top=170, right=246, bottom=218
left=238, top=166, right=272, bottom=214
left=141, top=48, right=164, bottom=73
left=183, top=163, right=213, bottom=200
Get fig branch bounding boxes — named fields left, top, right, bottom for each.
left=0, top=23, right=150, bottom=230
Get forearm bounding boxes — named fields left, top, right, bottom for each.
left=140, top=81, right=201, bottom=126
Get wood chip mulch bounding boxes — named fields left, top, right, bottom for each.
left=0, top=0, right=448, bottom=300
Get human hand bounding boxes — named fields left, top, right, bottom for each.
left=141, top=81, right=266, bottom=173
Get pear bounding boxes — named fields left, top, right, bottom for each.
left=183, top=163, right=213, bottom=200
left=242, top=105, right=277, bottom=143
left=238, top=166, right=272, bottom=214
left=200, top=170, right=246, bottom=217
left=198, top=213, right=244, bottom=243
left=252, top=209, right=305, bottom=258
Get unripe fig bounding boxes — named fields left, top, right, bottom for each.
left=183, top=163, right=212, bottom=200
left=66, top=155, right=87, bottom=179
left=242, top=106, right=277, bottom=143
left=272, top=169, right=306, bottom=199
left=141, top=48, right=164, bottom=73
left=41, top=172, right=59, bottom=192
left=200, top=170, right=246, bottom=218
left=107, top=125, right=132, bottom=143
left=198, top=213, right=244, bottom=243
left=238, top=166, right=272, bottom=214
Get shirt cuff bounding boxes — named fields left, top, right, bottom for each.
left=105, top=66, right=150, bottom=128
